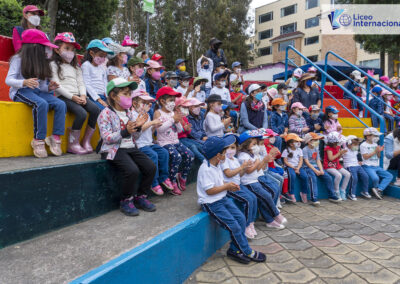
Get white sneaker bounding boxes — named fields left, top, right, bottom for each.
left=359, top=112, right=363, bottom=118
left=277, top=198, right=282, bottom=209
left=266, top=220, right=285, bottom=230
left=392, top=179, right=400, bottom=187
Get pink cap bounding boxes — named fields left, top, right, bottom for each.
left=263, top=129, right=278, bottom=137
left=131, top=89, right=155, bottom=101
left=267, top=88, right=278, bottom=98
left=188, top=98, right=205, bottom=107
left=23, top=5, right=44, bottom=16
left=21, top=29, right=58, bottom=48
left=381, top=89, right=392, bottom=96
left=147, top=60, right=165, bottom=69
left=122, top=35, right=139, bottom=47
left=54, top=32, right=81, bottom=49
left=291, top=102, right=306, bottom=109
left=380, top=76, right=390, bottom=84
left=175, top=97, right=192, bottom=107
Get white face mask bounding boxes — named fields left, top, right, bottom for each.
left=28, top=15, right=41, bottom=26
left=219, top=81, right=226, bottom=88
left=180, top=107, right=189, bottom=116
left=45, top=46, right=53, bottom=59
left=296, top=110, right=303, bottom=117
left=236, top=68, right=241, bottom=73
left=169, top=79, right=178, bottom=87
left=191, top=107, right=201, bottom=115
left=294, top=142, right=301, bottom=149
left=312, top=141, right=320, bottom=148
left=331, top=114, right=338, bottom=120
left=372, top=137, right=379, bottom=143
left=259, top=145, right=267, bottom=156
left=279, top=105, right=286, bottom=111
left=182, top=81, right=189, bottom=87
left=165, top=101, right=175, bottom=112
left=219, top=68, right=226, bottom=73
left=251, top=145, right=260, bottom=155
left=226, top=149, right=236, bottom=159
left=269, top=137, right=276, bottom=144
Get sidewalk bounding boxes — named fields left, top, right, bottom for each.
left=188, top=197, right=400, bottom=284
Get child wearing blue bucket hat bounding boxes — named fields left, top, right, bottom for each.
left=197, top=136, right=266, bottom=264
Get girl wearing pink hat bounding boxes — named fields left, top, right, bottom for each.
left=51, top=32, right=101, bottom=155
left=288, top=102, right=309, bottom=138
left=12, top=5, right=45, bottom=52
left=6, top=29, right=67, bottom=158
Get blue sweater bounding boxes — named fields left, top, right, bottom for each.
left=369, top=95, right=384, bottom=115
left=187, top=113, right=207, bottom=141
left=306, top=117, right=324, bottom=133
left=270, top=110, right=289, bottom=135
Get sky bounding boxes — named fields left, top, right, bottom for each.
left=248, top=0, right=278, bottom=35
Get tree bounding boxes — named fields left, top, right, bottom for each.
left=0, top=0, right=23, bottom=36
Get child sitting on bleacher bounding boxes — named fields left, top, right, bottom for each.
left=197, top=136, right=266, bottom=264
left=204, top=94, right=231, bottom=137
left=381, top=90, right=400, bottom=132
left=51, top=32, right=101, bottom=155
left=323, top=106, right=342, bottom=136
left=306, top=105, right=324, bottom=133
left=6, top=29, right=66, bottom=158
left=289, top=102, right=309, bottom=138
left=81, top=39, right=113, bottom=110
left=97, top=78, right=156, bottom=216
left=270, top=98, right=289, bottom=151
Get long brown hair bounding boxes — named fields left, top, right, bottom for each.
left=239, top=138, right=255, bottom=157
left=19, top=43, right=52, bottom=80
left=52, top=40, right=78, bottom=80
left=107, top=56, right=119, bottom=67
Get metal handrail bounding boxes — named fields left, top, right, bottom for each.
left=285, top=45, right=386, bottom=166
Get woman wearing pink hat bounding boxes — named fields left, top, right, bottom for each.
left=51, top=32, right=101, bottom=155
left=12, top=5, right=45, bottom=52
left=6, top=29, right=67, bottom=158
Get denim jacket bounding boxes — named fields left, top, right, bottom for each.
left=98, top=106, right=141, bottom=160
left=270, top=110, right=288, bottom=135
left=369, top=95, right=384, bottom=115
left=187, top=112, right=207, bottom=141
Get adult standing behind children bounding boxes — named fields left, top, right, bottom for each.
left=291, top=73, right=321, bottom=114
left=205, top=38, right=227, bottom=70
left=12, top=5, right=44, bottom=52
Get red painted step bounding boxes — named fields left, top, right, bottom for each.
left=323, top=106, right=359, bottom=117
left=0, top=61, right=11, bottom=101
left=323, top=98, right=351, bottom=109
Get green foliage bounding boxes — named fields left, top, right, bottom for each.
left=0, top=0, right=23, bottom=36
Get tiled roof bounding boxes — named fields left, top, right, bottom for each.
left=270, top=31, right=305, bottom=43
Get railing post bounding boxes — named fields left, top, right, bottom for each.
left=365, top=78, right=370, bottom=117
left=320, top=64, right=328, bottom=110
left=285, top=47, right=289, bottom=82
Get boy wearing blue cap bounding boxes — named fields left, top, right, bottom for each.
left=198, top=136, right=266, bottom=264
left=229, top=61, right=243, bottom=88
left=175, top=58, right=186, bottom=77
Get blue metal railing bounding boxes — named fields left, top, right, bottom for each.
left=285, top=45, right=386, bottom=166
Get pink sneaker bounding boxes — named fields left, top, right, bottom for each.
left=171, top=182, right=182, bottom=196
left=45, top=135, right=62, bottom=156
left=31, top=139, right=47, bottom=158
left=266, top=220, right=285, bottom=230
left=245, top=226, right=255, bottom=239
left=289, top=194, right=297, bottom=203
left=161, top=178, right=174, bottom=190
left=177, top=173, right=187, bottom=191
left=151, top=185, right=164, bottom=196
left=274, top=214, right=288, bottom=225
left=300, top=192, right=308, bottom=203
left=250, top=222, right=257, bottom=236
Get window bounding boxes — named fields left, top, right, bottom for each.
left=259, top=47, right=272, bottom=56
left=280, top=22, right=297, bottom=35
left=359, top=59, right=380, bottom=69
left=305, top=16, right=319, bottom=29
left=259, top=12, right=273, bottom=23
left=278, top=40, right=295, bottom=52
left=307, top=55, right=318, bottom=62
left=247, top=43, right=254, bottom=50
left=304, top=36, right=319, bottom=45
left=259, top=29, right=273, bottom=40
left=281, top=4, right=297, bottom=17
left=306, top=0, right=319, bottom=10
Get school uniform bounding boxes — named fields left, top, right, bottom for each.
left=343, top=148, right=369, bottom=196
left=281, top=148, right=309, bottom=195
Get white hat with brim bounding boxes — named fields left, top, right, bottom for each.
left=248, top=84, right=261, bottom=95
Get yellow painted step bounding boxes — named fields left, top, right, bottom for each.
left=338, top=117, right=372, bottom=128
left=342, top=128, right=365, bottom=138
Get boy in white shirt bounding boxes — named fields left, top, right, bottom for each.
left=229, top=61, right=244, bottom=89
left=197, top=136, right=266, bottom=264
left=196, top=55, right=213, bottom=97
left=187, top=77, right=208, bottom=103
left=211, top=73, right=231, bottom=103
left=175, top=71, right=192, bottom=97
left=360, top=128, right=393, bottom=199
left=343, top=135, right=370, bottom=200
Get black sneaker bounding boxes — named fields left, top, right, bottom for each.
left=360, top=191, right=372, bottom=199
left=371, top=188, right=383, bottom=200
left=247, top=250, right=267, bottom=263
left=328, top=196, right=341, bottom=203
left=282, top=193, right=295, bottom=203
left=227, top=249, right=251, bottom=264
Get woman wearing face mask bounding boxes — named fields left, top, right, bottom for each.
left=289, top=102, right=309, bottom=138
left=292, top=73, right=321, bottom=119
left=144, top=60, right=164, bottom=100
left=323, top=106, right=343, bottom=136
left=238, top=84, right=269, bottom=134
left=106, top=42, right=132, bottom=81
left=82, top=39, right=114, bottom=110
left=98, top=78, right=157, bottom=216
left=12, top=5, right=45, bottom=52
left=51, top=32, right=101, bottom=155
left=127, top=57, right=147, bottom=90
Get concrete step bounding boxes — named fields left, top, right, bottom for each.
left=339, top=117, right=372, bottom=128
left=342, top=127, right=365, bottom=137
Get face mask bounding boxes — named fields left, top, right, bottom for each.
left=118, top=96, right=132, bottom=109
left=296, top=110, right=303, bottom=117
left=387, top=95, right=393, bottom=100
left=251, top=145, right=260, bottom=155
left=135, top=68, right=144, bottom=77
left=279, top=105, right=286, bottom=111
left=260, top=146, right=267, bottom=156
left=28, top=15, right=41, bottom=26
left=180, top=107, right=189, bottom=116
left=351, top=145, right=359, bottom=151
left=60, top=50, right=75, bottom=63
left=311, top=113, right=319, bottom=120
left=226, top=149, right=236, bottom=159
left=213, top=105, right=222, bottom=113
left=312, top=141, right=320, bottom=148
left=179, top=65, right=186, bottom=72
left=151, top=71, right=161, bottom=80
left=292, top=77, right=298, bottom=82
left=93, top=56, right=106, bottom=65
left=121, top=54, right=128, bottom=65
left=165, top=101, right=175, bottom=112
left=331, top=114, right=338, bottom=120
left=269, top=137, right=276, bottom=144
left=234, top=87, right=241, bottom=92
left=236, top=68, right=241, bottom=73
left=182, top=81, right=189, bottom=87
left=255, top=92, right=263, bottom=101
left=168, top=79, right=177, bottom=87
left=306, top=79, right=313, bottom=87
left=219, top=81, right=226, bottom=88
left=372, top=137, right=379, bottom=143
left=294, top=142, right=301, bottom=149
left=203, top=64, right=209, bottom=70
left=45, top=46, right=53, bottom=59
left=191, top=107, right=201, bottom=115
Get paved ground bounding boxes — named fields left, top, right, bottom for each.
left=187, top=197, right=400, bottom=284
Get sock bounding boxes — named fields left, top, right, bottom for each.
left=52, top=134, right=61, bottom=141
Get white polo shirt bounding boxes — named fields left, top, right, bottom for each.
left=238, top=152, right=260, bottom=185
left=220, top=157, right=241, bottom=185
left=197, top=161, right=227, bottom=204
left=360, top=142, right=379, bottom=167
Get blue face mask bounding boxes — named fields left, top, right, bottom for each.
left=306, top=79, right=313, bottom=87
left=203, top=64, right=209, bottom=70
left=255, top=92, right=263, bottom=101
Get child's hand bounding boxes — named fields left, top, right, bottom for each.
left=337, top=125, right=342, bottom=131
left=173, top=112, right=182, bottom=123
left=136, top=113, right=149, bottom=127
left=314, top=124, right=321, bottom=130
left=23, top=78, right=39, bottom=89
left=184, top=123, right=192, bottom=131
left=358, top=161, right=363, bottom=166
left=340, top=149, right=348, bottom=155
left=226, top=182, right=240, bottom=192
left=313, top=169, right=321, bottom=176
left=295, top=168, right=300, bottom=174
left=223, top=117, right=231, bottom=127
left=72, top=95, right=83, bottom=104
left=263, top=154, right=273, bottom=163
left=127, top=121, right=137, bottom=134
left=80, top=95, right=87, bottom=105
left=241, top=160, right=252, bottom=169
left=270, top=147, right=280, bottom=158
left=152, top=118, right=163, bottom=128
left=302, top=127, right=310, bottom=133
left=376, top=145, right=384, bottom=152
left=97, top=98, right=108, bottom=107
left=202, top=136, right=208, bottom=141
left=48, top=80, right=60, bottom=91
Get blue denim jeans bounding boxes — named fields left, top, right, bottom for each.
left=140, top=144, right=169, bottom=187
left=287, top=167, right=309, bottom=195
left=89, top=94, right=107, bottom=110
left=305, top=168, right=336, bottom=201
left=244, top=182, right=279, bottom=223
left=383, top=113, right=400, bottom=131
left=259, top=172, right=281, bottom=204
left=362, top=165, right=393, bottom=191
left=180, top=138, right=205, bottom=162
left=202, top=197, right=252, bottom=255
left=14, top=88, right=67, bottom=140
left=228, top=185, right=258, bottom=226
left=346, top=166, right=369, bottom=195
